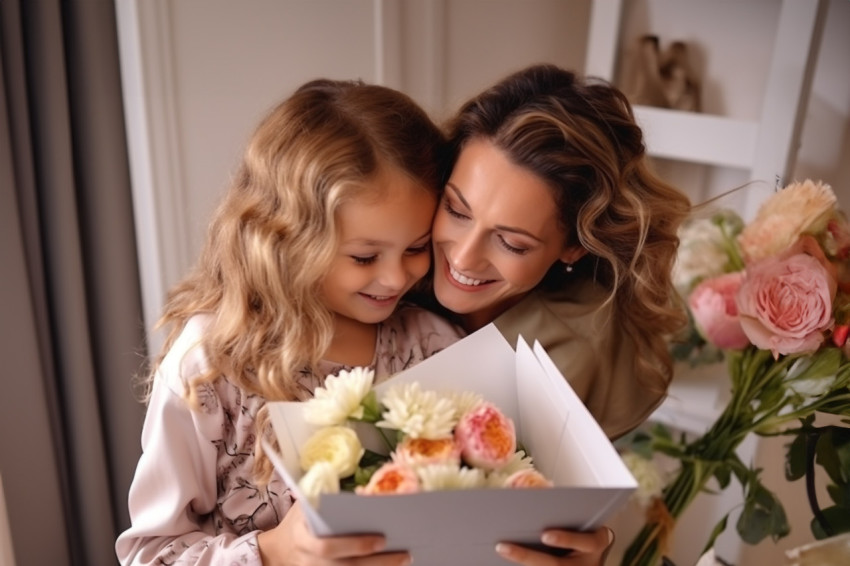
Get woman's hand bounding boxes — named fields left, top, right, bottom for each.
left=257, top=500, right=411, bottom=566
left=495, top=527, right=614, bottom=566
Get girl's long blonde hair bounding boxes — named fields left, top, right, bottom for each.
left=444, top=64, right=692, bottom=397
left=146, top=78, right=445, bottom=481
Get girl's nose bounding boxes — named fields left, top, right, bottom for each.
left=377, top=258, right=407, bottom=291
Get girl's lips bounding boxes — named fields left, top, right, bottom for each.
left=444, top=260, right=494, bottom=291
left=359, top=293, right=399, bottom=307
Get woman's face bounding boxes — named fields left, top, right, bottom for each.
left=432, top=138, right=584, bottom=329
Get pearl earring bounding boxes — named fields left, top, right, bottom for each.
left=564, top=263, right=574, bottom=273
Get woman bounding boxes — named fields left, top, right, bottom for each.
left=432, top=63, right=691, bottom=439
left=426, top=64, right=692, bottom=564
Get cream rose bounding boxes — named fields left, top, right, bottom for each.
left=299, top=425, right=364, bottom=478
left=737, top=179, right=837, bottom=262
left=298, top=461, right=340, bottom=507
left=736, top=252, right=837, bottom=358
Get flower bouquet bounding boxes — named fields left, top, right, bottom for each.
left=620, top=180, right=850, bottom=566
left=293, top=365, right=554, bottom=504
left=265, top=325, right=636, bottom=566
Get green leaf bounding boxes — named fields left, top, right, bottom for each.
left=703, top=514, right=729, bottom=555
left=736, top=483, right=790, bottom=544
left=359, top=390, right=382, bottom=422
left=811, top=505, right=850, bottom=539
left=826, top=484, right=850, bottom=507
left=816, top=430, right=846, bottom=485
left=785, top=432, right=808, bottom=481
left=713, top=466, right=732, bottom=489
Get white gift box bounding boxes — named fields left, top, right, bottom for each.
left=265, top=323, right=636, bottom=565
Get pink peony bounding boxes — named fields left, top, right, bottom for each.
left=355, top=462, right=420, bottom=495
left=454, top=402, right=516, bottom=471
left=504, top=469, right=553, bottom=489
left=688, top=272, right=751, bottom=349
left=736, top=252, right=837, bottom=358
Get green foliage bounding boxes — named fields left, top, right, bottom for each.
left=783, top=422, right=850, bottom=540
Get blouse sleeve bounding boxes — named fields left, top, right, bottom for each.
left=115, top=349, right=264, bottom=565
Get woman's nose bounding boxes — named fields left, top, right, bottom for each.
left=450, top=231, right=487, bottom=273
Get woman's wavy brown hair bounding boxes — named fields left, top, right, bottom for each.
left=145, top=78, right=445, bottom=482
left=444, top=64, right=691, bottom=395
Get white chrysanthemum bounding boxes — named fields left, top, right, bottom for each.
left=303, top=367, right=375, bottom=426
left=377, top=382, right=457, bottom=439
left=417, top=462, right=485, bottom=491
left=621, top=452, right=666, bottom=508
left=298, top=461, right=339, bottom=508
left=673, top=215, right=735, bottom=295
left=449, top=391, right=484, bottom=421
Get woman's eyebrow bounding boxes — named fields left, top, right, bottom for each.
left=446, top=182, right=470, bottom=209
left=446, top=182, right=543, bottom=243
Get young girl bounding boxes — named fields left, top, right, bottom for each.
left=116, top=79, right=462, bottom=566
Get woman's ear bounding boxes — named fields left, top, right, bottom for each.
left=559, top=245, right=587, bottom=265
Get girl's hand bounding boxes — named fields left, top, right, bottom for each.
left=495, top=527, right=614, bottom=566
left=257, top=500, right=411, bottom=566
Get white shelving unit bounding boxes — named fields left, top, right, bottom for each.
left=585, top=0, right=828, bottom=220
left=586, top=4, right=830, bottom=564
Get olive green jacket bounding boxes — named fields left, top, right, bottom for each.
left=493, top=281, right=665, bottom=440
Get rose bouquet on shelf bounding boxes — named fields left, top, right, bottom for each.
left=295, top=366, right=552, bottom=505
left=620, top=180, right=850, bottom=566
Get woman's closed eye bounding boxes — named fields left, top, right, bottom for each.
left=497, top=235, right=529, bottom=255
left=442, top=198, right=469, bottom=220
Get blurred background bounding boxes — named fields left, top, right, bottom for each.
left=2, top=1, right=848, bottom=564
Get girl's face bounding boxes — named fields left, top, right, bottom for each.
left=432, top=139, right=584, bottom=330
left=320, top=167, right=437, bottom=327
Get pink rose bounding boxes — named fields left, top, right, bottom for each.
left=454, top=402, right=516, bottom=471
left=736, top=253, right=837, bottom=358
left=355, top=462, right=420, bottom=495
left=688, top=272, right=751, bottom=349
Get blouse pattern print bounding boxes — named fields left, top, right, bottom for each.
left=118, top=304, right=463, bottom=566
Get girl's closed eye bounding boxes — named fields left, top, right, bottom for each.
left=351, top=254, right=378, bottom=265
left=405, top=241, right=431, bottom=256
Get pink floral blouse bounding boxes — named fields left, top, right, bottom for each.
left=116, top=305, right=463, bottom=565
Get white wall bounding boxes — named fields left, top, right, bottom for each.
left=116, top=0, right=850, bottom=564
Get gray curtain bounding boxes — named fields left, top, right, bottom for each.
left=1, top=1, right=147, bottom=565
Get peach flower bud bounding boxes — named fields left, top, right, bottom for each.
left=454, top=402, right=516, bottom=471
left=833, top=325, right=849, bottom=348
left=356, top=462, right=420, bottom=495
left=392, top=437, right=461, bottom=467
left=737, top=253, right=836, bottom=358
left=688, top=272, right=750, bottom=350
left=503, top=469, right=553, bottom=489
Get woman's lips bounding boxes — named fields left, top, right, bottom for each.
left=445, top=261, right=494, bottom=290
